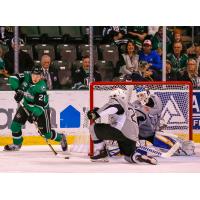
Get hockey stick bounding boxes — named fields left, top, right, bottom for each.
left=19, top=102, right=69, bottom=159
left=137, top=141, right=180, bottom=158
left=156, top=131, right=179, bottom=138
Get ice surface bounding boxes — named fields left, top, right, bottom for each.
left=0, top=144, right=200, bottom=173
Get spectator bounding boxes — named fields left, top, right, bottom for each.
left=131, top=61, right=156, bottom=81
left=0, top=26, right=15, bottom=44
left=4, top=38, right=34, bottom=74
left=102, top=26, right=127, bottom=44
left=187, top=45, right=200, bottom=69
left=40, top=54, right=60, bottom=90
left=173, top=29, right=182, bottom=43
left=168, top=29, right=187, bottom=53
left=178, top=58, right=200, bottom=88
left=117, top=40, right=139, bottom=79
left=71, top=55, right=101, bottom=89
left=0, top=46, right=9, bottom=77
left=166, top=60, right=177, bottom=81
left=147, top=26, right=159, bottom=39
left=195, top=46, right=200, bottom=71
left=126, top=26, right=148, bottom=49
left=139, top=39, right=162, bottom=80
left=152, top=26, right=172, bottom=54
left=187, top=44, right=197, bottom=59
left=167, top=41, right=188, bottom=75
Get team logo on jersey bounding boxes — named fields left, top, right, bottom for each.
left=161, top=95, right=187, bottom=127
left=41, top=86, right=46, bottom=91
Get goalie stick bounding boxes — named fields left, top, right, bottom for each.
left=137, top=141, right=180, bottom=158
left=19, top=102, right=69, bottom=159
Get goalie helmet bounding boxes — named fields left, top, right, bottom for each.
left=109, top=88, right=126, bottom=102
left=135, top=87, right=150, bottom=105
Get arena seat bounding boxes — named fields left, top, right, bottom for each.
left=78, top=44, right=98, bottom=62
left=57, top=44, right=77, bottom=63
left=20, top=44, right=33, bottom=59
left=99, top=44, right=119, bottom=67
left=39, top=26, right=61, bottom=39
left=20, top=26, right=40, bottom=40
left=35, top=44, right=55, bottom=60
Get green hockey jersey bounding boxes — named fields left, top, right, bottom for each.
left=9, top=71, right=49, bottom=116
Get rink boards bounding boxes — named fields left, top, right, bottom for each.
left=0, top=90, right=200, bottom=145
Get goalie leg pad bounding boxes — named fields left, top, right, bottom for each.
left=153, top=134, right=176, bottom=150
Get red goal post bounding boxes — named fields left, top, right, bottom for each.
left=89, top=81, right=193, bottom=155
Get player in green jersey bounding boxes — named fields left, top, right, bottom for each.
left=4, top=66, right=68, bottom=151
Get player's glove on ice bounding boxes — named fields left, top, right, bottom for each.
left=87, top=110, right=100, bottom=120
left=14, top=89, right=24, bottom=103
left=27, top=113, right=38, bottom=123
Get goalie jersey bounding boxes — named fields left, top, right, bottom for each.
left=132, top=94, right=163, bottom=138
left=96, top=98, right=139, bottom=142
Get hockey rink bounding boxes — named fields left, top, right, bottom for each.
left=0, top=144, right=200, bottom=173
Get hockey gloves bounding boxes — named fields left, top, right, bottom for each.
left=14, top=89, right=24, bottom=103
left=87, top=110, right=100, bottom=120
left=27, top=113, right=38, bottom=124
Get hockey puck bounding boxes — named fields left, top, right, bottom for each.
left=64, top=156, right=69, bottom=159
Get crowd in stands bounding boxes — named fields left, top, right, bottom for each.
left=0, top=26, right=200, bottom=90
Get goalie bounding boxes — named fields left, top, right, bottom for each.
left=4, top=66, right=67, bottom=151
left=87, top=88, right=157, bottom=165
left=132, top=87, right=195, bottom=156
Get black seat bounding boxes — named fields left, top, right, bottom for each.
left=78, top=44, right=98, bottom=62
left=99, top=44, right=119, bottom=67
left=35, top=44, right=55, bottom=60
left=60, top=26, right=82, bottom=42
left=57, top=61, right=72, bottom=89
left=57, top=44, right=77, bottom=62
left=34, top=60, right=41, bottom=67
left=0, top=77, right=10, bottom=90
left=95, top=60, right=114, bottom=81
left=20, top=44, right=33, bottom=59
left=20, top=26, right=40, bottom=40
left=39, top=26, right=61, bottom=40
left=72, top=60, right=83, bottom=69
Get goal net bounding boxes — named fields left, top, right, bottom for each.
left=71, top=81, right=193, bottom=154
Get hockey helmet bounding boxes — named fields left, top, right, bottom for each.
left=135, top=87, right=150, bottom=105
left=31, top=66, right=43, bottom=75
left=109, top=88, right=126, bottom=102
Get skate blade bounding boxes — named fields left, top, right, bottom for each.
left=3, top=149, right=20, bottom=152
left=90, top=158, right=109, bottom=162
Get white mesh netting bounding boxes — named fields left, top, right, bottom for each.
left=92, top=82, right=192, bottom=140
left=71, top=82, right=192, bottom=153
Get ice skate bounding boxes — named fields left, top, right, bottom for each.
left=4, top=144, right=22, bottom=151
left=90, top=146, right=109, bottom=162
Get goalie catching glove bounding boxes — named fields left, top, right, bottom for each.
left=87, top=108, right=100, bottom=120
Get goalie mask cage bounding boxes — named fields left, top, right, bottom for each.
left=89, top=81, right=193, bottom=155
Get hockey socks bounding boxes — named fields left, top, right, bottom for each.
left=45, top=130, right=62, bottom=142
left=13, top=131, right=23, bottom=145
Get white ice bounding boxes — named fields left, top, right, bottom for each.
left=0, top=144, right=200, bottom=173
